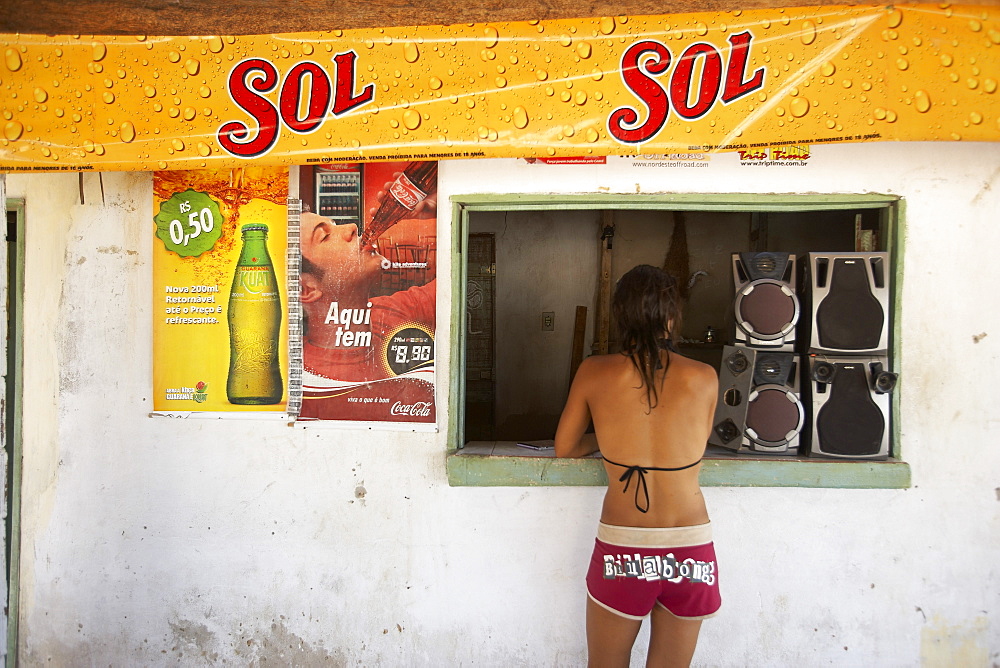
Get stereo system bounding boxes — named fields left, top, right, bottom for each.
left=709, top=346, right=804, bottom=454
left=805, top=253, right=890, bottom=355
left=805, top=354, right=895, bottom=459
left=709, top=251, right=898, bottom=460
left=732, top=252, right=799, bottom=351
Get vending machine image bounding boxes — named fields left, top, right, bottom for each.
left=314, top=166, right=363, bottom=232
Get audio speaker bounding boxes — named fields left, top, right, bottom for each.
left=732, top=252, right=799, bottom=350
left=806, top=252, right=890, bottom=354
left=709, top=345, right=805, bottom=455
left=806, top=354, right=896, bottom=459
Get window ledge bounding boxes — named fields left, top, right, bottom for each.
left=447, top=442, right=911, bottom=489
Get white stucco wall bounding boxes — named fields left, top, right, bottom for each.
left=5, top=142, right=1000, bottom=666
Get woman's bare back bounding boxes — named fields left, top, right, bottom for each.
left=555, top=350, right=719, bottom=528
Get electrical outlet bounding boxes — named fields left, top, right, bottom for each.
left=542, top=311, right=555, bottom=331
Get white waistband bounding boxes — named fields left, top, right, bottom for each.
left=597, top=521, right=713, bottom=548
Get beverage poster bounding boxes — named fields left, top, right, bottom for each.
left=297, top=161, right=437, bottom=425
left=152, top=167, right=290, bottom=415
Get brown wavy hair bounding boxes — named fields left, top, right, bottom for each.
left=612, top=265, right=682, bottom=409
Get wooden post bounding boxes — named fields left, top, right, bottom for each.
left=570, top=305, right=587, bottom=384
left=593, top=211, right=614, bottom=355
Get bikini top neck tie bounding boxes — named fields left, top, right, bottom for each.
left=617, top=466, right=650, bottom=514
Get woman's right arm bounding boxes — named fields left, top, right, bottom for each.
left=554, top=359, right=600, bottom=458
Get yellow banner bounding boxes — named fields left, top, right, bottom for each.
left=1, top=4, right=998, bottom=172
left=152, top=167, right=289, bottom=413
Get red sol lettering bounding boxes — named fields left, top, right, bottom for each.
left=608, top=31, right=766, bottom=144
left=218, top=53, right=375, bottom=158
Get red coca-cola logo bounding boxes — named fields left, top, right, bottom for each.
left=388, top=173, right=427, bottom=210
left=390, top=401, right=432, bottom=417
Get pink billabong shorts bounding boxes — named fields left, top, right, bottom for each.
left=586, top=521, right=722, bottom=621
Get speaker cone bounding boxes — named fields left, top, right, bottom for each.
left=812, top=361, right=837, bottom=383
left=726, top=349, right=750, bottom=375
left=746, top=385, right=805, bottom=448
left=871, top=362, right=898, bottom=394
left=734, top=279, right=800, bottom=346
left=713, top=419, right=741, bottom=444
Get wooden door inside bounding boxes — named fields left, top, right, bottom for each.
left=464, top=233, right=496, bottom=442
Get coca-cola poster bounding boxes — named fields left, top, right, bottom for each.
left=151, top=167, right=290, bottom=416
left=296, top=161, right=438, bottom=426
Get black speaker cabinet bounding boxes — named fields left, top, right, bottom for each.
left=709, top=345, right=804, bottom=455
left=806, top=252, right=890, bottom=354
left=732, top=252, right=799, bottom=350
left=806, top=354, right=896, bottom=460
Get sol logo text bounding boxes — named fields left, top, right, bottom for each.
left=609, top=31, right=766, bottom=144
left=218, top=52, right=374, bottom=158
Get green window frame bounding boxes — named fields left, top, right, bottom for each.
left=446, top=193, right=910, bottom=489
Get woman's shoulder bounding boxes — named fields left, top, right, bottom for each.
left=574, top=352, right=633, bottom=383
left=577, top=353, right=626, bottom=375
left=669, top=353, right=719, bottom=389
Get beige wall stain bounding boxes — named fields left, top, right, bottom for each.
left=920, top=614, right=989, bottom=667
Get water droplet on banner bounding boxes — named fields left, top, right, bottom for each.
left=789, top=97, right=810, bottom=117
left=5, top=48, right=22, bottom=72
left=402, top=109, right=421, bottom=130
left=484, top=26, right=499, bottom=48
left=513, top=106, right=529, bottom=129
left=3, top=120, right=23, bottom=141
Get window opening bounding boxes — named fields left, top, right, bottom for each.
left=4, top=198, right=24, bottom=665
left=453, top=197, right=897, bottom=467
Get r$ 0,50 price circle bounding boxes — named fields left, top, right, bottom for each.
left=154, top=189, right=225, bottom=258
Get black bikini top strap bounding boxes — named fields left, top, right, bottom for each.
left=617, top=465, right=651, bottom=514
left=602, top=456, right=702, bottom=513
left=602, top=455, right=702, bottom=473
left=655, top=459, right=702, bottom=472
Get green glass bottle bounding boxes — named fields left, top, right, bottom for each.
left=227, top=223, right=283, bottom=404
